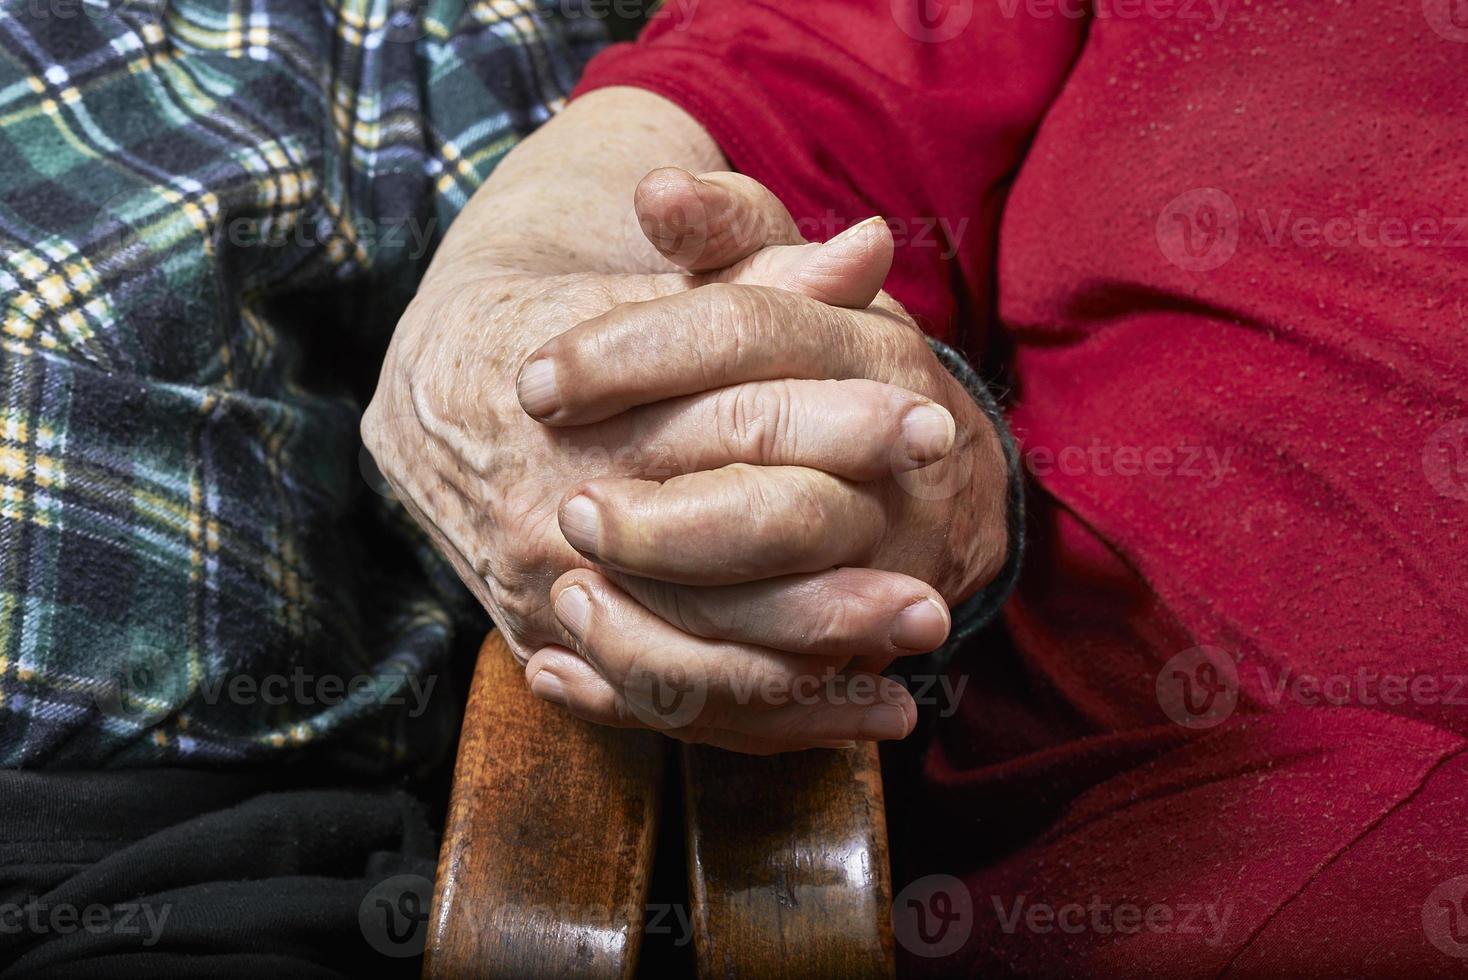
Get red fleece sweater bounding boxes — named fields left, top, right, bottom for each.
left=575, top=2, right=1468, bottom=975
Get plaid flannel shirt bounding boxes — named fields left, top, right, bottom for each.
left=0, top=0, right=605, bottom=768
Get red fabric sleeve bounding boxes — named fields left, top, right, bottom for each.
left=572, top=0, right=1087, bottom=350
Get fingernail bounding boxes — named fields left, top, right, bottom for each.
left=890, top=597, right=950, bottom=652
left=900, top=404, right=955, bottom=466
left=530, top=670, right=567, bottom=706
left=859, top=704, right=911, bottom=740
left=560, top=496, right=602, bottom=555
left=831, top=215, right=886, bottom=246
left=555, top=585, right=592, bottom=637
left=517, top=359, right=561, bottom=419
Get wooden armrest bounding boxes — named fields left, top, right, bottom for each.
left=427, top=630, right=896, bottom=979
left=425, top=631, right=667, bottom=979
left=683, top=741, right=895, bottom=978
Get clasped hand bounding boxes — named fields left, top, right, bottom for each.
left=362, top=168, right=1008, bottom=754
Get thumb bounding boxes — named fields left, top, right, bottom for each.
left=635, top=167, right=895, bottom=309
left=635, top=168, right=805, bottom=271
left=718, top=216, right=895, bottom=309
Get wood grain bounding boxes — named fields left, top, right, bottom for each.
left=682, top=741, right=896, bottom=979
left=425, top=631, right=668, bottom=979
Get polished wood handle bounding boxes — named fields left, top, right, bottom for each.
left=424, top=631, right=667, bottom=980
left=426, top=630, right=896, bottom=979
left=683, top=742, right=896, bottom=979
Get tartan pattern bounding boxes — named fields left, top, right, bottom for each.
left=0, top=0, right=606, bottom=768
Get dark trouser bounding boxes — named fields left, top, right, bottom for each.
left=0, top=768, right=441, bottom=978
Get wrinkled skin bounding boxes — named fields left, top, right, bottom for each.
left=362, top=95, right=1008, bottom=753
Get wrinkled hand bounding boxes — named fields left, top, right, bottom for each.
left=363, top=169, right=1008, bottom=753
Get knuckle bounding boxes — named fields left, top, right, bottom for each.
left=730, top=466, right=803, bottom=556
left=717, top=382, right=796, bottom=462
left=404, top=366, right=456, bottom=436
left=544, top=327, right=588, bottom=378
left=772, top=472, right=836, bottom=547
left=860, top=308, right=930, bottom=375
left=824, top=569, right=900, bottom=612
left=846, top=379, right=908, bottom=435
left=712, top=386, right=756, bottom=459
left=565, top=296, right=636, bottom=372
left=482, top=554, right=543, bottom=620
left=806, top=598, right=857, bottom=646
left=699, top=280, right=747, bottom=316
left=699, top=283, right=772, bottom=373
left=896, top=319, right=938, bottom=366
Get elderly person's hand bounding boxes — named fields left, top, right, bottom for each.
left=362, top=90, right=1009, bottom=754
left=521, top=169, right=1009, bottom=747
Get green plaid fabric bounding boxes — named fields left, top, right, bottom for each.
left=0, top=0, right=605, bottom=768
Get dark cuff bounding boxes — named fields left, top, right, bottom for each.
left=923, top=336, right=1025, bottom=666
